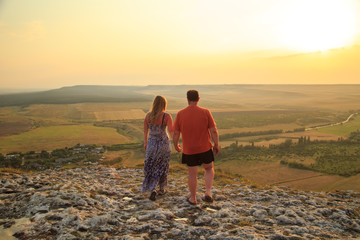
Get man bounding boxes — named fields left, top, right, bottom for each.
left=173, top=90, right=220, bottom=204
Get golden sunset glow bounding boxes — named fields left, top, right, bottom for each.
left=278, top=0, right=358, bottom=52
left=0, top=0, right=360, bottom=88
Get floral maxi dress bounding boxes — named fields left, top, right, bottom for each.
left=141, top=114, right=171, bottom=192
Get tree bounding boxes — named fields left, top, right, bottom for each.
left=281, top=139, right=292, bottom=148
left=349, top=130, right=360, bottom=143
left=40, top=150, right=50, bottom=159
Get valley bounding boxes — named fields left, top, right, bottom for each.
left=1, top=84, right=360, bottom=192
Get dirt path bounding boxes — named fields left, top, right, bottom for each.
left=305, top=112, right=358, bottom=131
left=269, top=174, right=324, bottom=186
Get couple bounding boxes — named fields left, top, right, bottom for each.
left=141, top=90, right=220, bottom=204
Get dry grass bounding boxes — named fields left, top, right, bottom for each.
left=0, top=168, right=28, bottom=175
left=216, top=160, right=318, bottom=186
left=103, top=150, right=144, bottom=168
left=0, top=107, right=34, bottom=136
left=94, top=109, right=145, bottom=121
left=75, top=102, right=149, bottom=112
left=238, top=220, right=252, bottom=227
left=218, top=123, right=301, bottom=135
left=277, top=175, right=344, bottom=192
left=281, top=131, right=342, bottom=141
left=320, top=174, right=360, bottom=192
left=24, top=104, right=89, bottom=121
left=214, top=170, right=251, bottom=186
left=21, top=103, right=149, bottom=122
left=169, top=163, right=188, bottom=173
left=0, top=120, right=33, bottom=136
left=101, top=155, right=123, bottom=166
left=76, top=102, right=148, bottom=121
left=215, top=159, right=360, bottom=192
left=285, top=156, right=316, bottom=165
left=353, top=207, right=360, bottom=219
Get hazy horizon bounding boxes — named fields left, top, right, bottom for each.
left=1, top=0, right=360, bottom=88
left=3, top=82, right=360, bottom=95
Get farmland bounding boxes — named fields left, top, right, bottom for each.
left=1, top=84, right=360, bottom=191
left=316, top=113, right=360, bottom=136
left=0, top=125, right=129, bottom=153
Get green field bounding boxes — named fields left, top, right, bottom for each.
left=213, top=110, right=344, bottom=129
left=0, top=125, right=130, bottom=153
left=316, top=114, right=360, bottom=136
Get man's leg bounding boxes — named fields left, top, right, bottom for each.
left=188, top=166, right=198, bottom=203
left=202, top=162, right=214, bottom=197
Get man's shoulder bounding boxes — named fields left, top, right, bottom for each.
left=177, top=106, right=192, bottom=113
left=197, top=106, right=209, bottom=111
left=194, top=106, right=211, bottom=114
left=177, top=106, right=210, bottom=115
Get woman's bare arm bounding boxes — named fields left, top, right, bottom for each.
left=143, top=114, right=149, bottom=150
left=166, top=114, right=174, bottom=139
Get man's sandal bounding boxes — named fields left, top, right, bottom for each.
left=202, top=195, right=214, bottom=203
left=187, top=198, right=197, bottom=205
left=149, top=191, right=156, bottom=201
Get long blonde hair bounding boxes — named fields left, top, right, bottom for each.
left=148, top=95, right=167, bottom=123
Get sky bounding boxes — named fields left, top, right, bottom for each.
left=1, top=0, right=360, bottom=89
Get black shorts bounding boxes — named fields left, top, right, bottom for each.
left=182, top=149, right=214, bottom=167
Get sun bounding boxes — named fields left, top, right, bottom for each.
left=278, top=0, right=358, bottom=52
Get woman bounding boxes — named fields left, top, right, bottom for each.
left=142, top=95, right=173, bottom=201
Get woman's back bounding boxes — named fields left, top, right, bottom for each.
left=148, top=113, right=167, bottom=137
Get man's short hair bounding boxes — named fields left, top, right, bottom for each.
left=187, top=90, right=199, bottom=102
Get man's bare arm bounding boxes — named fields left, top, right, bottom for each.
left=209, top=127, right=220, bottom=155
left=173, top=130, right=182, bottom=152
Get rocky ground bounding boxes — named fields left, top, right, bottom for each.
left=0, top=166, right=359, bottom=240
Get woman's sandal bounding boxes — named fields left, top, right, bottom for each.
left=149, top=191, right=157, bottom=201
left=158, top=189, right=167, bottom=195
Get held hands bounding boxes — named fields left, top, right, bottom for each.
left=174, top=144, right=182, bottom=153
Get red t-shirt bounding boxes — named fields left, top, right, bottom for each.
left=174, top=106, right=216, bottom=155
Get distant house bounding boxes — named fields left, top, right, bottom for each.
left=55, top=157, right=74, bottom=164
left=5, top=154, right=20, bottom=160
left=92, top=147, right=104, bottom=154
left=72, top=148, right=81, bottom=154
